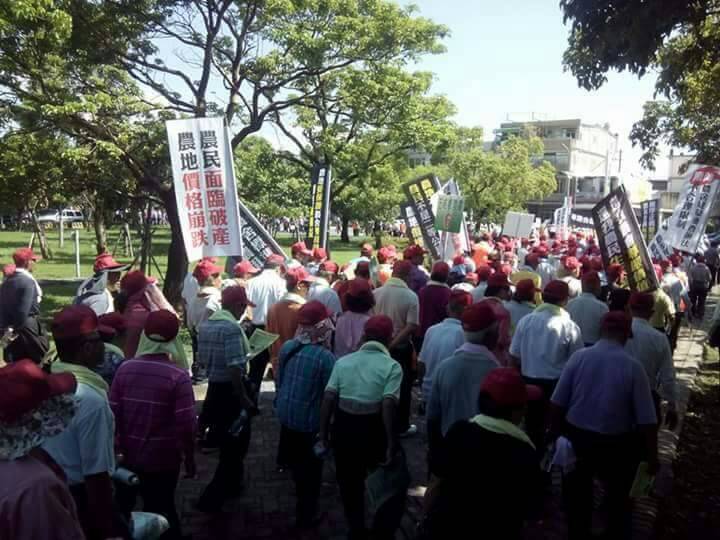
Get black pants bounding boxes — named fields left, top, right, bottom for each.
left=709, top=264, right=718, bottom=287
left=668, top=312, right=684, bottom=353
left=689, top=286, right=709, bottom=319
left=389, top=342, right=414, bottom=433
left=522, top=376, right=558, bottom=456
left=115, top=469, right=181, bottom=540
left=562, top=424, right=641, bottom=540
left=281, top=426, right=323, bottom=525
left=5, top=316, right=49, bottom=364
left=69, top=483, right=132, bottom=540
left=198, top=382, right=252, bottom=509
left=333, top=409, right=390, bottom=540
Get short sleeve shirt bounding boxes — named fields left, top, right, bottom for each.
left=566, top=293, right=609, bottom=345
left=373, top=279, right=420, bottom=338
left=198, top=318, right=248, bottom=383
left=42, top=383, right=116, bottom=485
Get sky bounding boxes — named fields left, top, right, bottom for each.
left=401, top=0, right=668, bottom=178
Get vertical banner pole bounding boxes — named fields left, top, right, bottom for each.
left=74, top=231, right=81, bottom=278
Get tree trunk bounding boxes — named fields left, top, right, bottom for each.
left=341, top=216, right=350, bottom=243
left=29, top=209, right=52, bottom=259
left=93, top=207, right=108, bottom=255
left=159, top=188, right=187, bottom=308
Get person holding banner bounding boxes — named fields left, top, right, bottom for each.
left=403, top=244, right=430, bottom=294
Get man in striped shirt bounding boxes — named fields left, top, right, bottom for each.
left=110, top=310, right=196, bottom=539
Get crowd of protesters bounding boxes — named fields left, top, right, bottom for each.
left=0, top=228, right=715, bottom=540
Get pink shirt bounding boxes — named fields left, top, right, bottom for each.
left=0, top=456, right=84, bottom=540
left=334, top=311, right=371, bottom=358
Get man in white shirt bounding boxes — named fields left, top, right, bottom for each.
left=566, top=271, right=609, bottom=346
left=660, top=260, right=691, bottom=351
left=535, top=248, right=556, bottom=287
left=625, top=292, right=679, bottom=430
left=308, top=261, right=342, bottom=316
left=470, top=265, right=492, bottom=303
left=559, top=257, right=582, bottom=299
left=510, top=280, right=583, bottom=449
left=418, top=290, right=472, bottom=406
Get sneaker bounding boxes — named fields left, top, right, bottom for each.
left=399, top=425, right=418, bottom=438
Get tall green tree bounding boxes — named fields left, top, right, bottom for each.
left=561, top=0, right=720, bottom=167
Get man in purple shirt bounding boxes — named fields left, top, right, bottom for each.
left=418, top=261, right=452, bottom=339
left=110, top=310, right=197, bottom=539
left=404, top=244, right=430, bottom=294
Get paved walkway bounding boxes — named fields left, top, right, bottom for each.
left=178, top=300, right=715, bottom=540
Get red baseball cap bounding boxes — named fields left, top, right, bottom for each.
left=355, top=261, right=371, bottom=278
left=449, top=289, right=473, bottom=309
left=453, top=255, right=466, bottom=266
left=669, top=254, right=682, bottom=267
left=144, top=309, right=180, bottom=343
left=291, top=241, right=312, bottom=257
left=2, top=264, right=16, bottom=278
left=97, top=312, right=127, bottom=337
left=477, top=265, right=493, bottom=281
left=286, top=267, right=315, bottom=289
left=348, top=278, right=373, bottom=297
left=581, top=271, right=601, bottom=287
left=488, top=273, right=512, bottom=288
left=360, top=243, right=374, bottom=257
left=392, top=260, right=413, bottom=277
left=120, top=270, right=150, bottom=297
left=629, top=292, right=654, bottom=312
left=233, top=260, right=260, bottom=277
left=589, top=258, right=603, bottom=272
left=266, top=253, right=286, bottom=266
left=377, top=247, right=396, bottom=264
left=193, top=259, right=223, bottom=283
left=653, top=264, right=664, bottom=281
left=313, top=247, right=328, bottom=262
left=221, top=285, right=255, bottom=308
left=12, top=248, right=41, bottom=266
left=364, top=315, right=394, bottom=343
left=0, top=360, right=77, bottom=423
left=403, top=244, right=427, bottom=260
left=535, top=246, right=549, bottom=257
left=93, top=252, right=128, bottom=273
left=319, top=260, right=339, bottom=274
left=51, top=305, right=100, bottom=340
left=431, top=261, right=451, bottom=280
left=563, top=257, right=581, bottom=271
left=461, top=302, right=497, bottom=332
left=514, top=279, right=538, bottom=301
left=298, top=301, right=332, bottom=326
left=600, top=311, right=633, bottom=338
left=607, top=263, right=625, bottom=280
left=480, top=367, right=542, bottom=408
left=543, top=280, right=570, bottom=303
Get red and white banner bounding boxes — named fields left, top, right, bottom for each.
left=166, top=117, right=243, bottom=262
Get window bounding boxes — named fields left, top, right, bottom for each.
left=564, top=128, right=576, bottom=139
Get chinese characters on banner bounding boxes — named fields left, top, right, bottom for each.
left=237, top=199, right=287, bottom=270
left=166, top=117, right=243, bottom=262
left=647, top=219, right=674, bottom=261
left=306, top=164, right=332, bottom=250
left=592, top=186, right=658, bottom=292
left=434, top=194, right=465, bottom=233
left=433, top=179, right=471, bottom=261
left=402, top=174, right=442, bottom=259
left=639, top=199, right=660, bottom=244
left=400, top=204, right=425, bottom=248
left=662, top=165, right=720, bottom=253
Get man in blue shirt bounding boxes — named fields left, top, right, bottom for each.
left=275, top=301, right=336, bottom=528
left=550, top=311, right=658, bottom=540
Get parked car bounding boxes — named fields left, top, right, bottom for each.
left=36, top=208, right=85, bottom=224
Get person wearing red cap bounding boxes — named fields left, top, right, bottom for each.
left=110, top=310, right=197, bottom=539
left=625, top=292, right=679, bottom=431
left=550, top=311, right=658, bottom=540
left=427, top=302, right=501, bottom=466
left=688, top=254, right=713, bottom=319
left=318, top=315, right=403, bottom=540
left=424, top=368, right=542, bottom=540
left=470, top=264, right=493, bottom=302
left=289, top=241, right=313, bottom=270
left=275, top=301, right=336, bottom=528
left=94, top=312, right=128, bottom=384
left=0, top=360, right=86, bottom=540
left=348, top=242, right=374, bottom=268
left=42, top=305, right=123, bottom=540
left=512, top=253, right=543, bottom=305
left=0, top=247, right=48, bottom=363
left=648, top=281, right=676, bottom=335
left=509, top=280, right=583, bottom=451
left=418, top=290, right=472, bottom=410
left=600, top=263, right=625, bottom=303
left=659, top=260, right=691, bottom=352
left=186, top=260, right=224, bottom=382
left=308, top=261, right=342, bottom=317
left=334, top=279, right=375, bottom=357
left=375, top=246, right=396, bottom=286
left=373, top=260, right=421, bottom=437
left=534, top=247, right=557, bottom=288
left=74, top=252, right=129, bottom=316
left=503, top=278, right=538, bottom=333
left=403, top=243, right=430, bottom=294
left=566, top=271, right=609, bottom=346
left=559, top=256, right=583, bottom=299
left=197, top=285, right=257, bottom=512
left=267, top=267, right=315, bottom=384
left=226, top=259, right=260, bottom=289
left=476, top=273, right=513, bottom=366
left=307, top=247, right=328, bottom=276
left=418, top=262, right=453, bottom=341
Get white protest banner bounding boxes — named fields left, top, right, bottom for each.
left=647, top=219, right=674, bottom=261
left=503, top=211, right=535, bottom=239
left=166, top=117, right=243, bottom=262
left=663, top=165, right=720, bottom=253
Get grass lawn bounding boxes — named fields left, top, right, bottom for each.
left=0, top=227, right=408, bottom=315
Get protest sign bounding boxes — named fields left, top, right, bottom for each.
left=503, top=211, right=535, bottom=239
left=592, top=186, right=658, bottom=292
left=400, top=204, right=425, bottom=248
left=166, top=117, right=243, bottom=262
left=434, top=194, right=465, bottom=233
left=402, top=174, right=442, bottom=259
left=435, top=179, right=471, bottom=261
left=236, top=199, right=287, bottom=269
left=639, top=199, right=660, bottom=244
left=306, top=164, right=332, bottom=250
left=662, top=165, right=720, bottom=253
left=647, top=219, right=674, bottom=261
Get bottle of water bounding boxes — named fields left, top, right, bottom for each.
left=1, top=327, right=17, bottom=349
left=228, top=410, right=249, bottom=437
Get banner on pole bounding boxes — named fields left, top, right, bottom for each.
left=434, top=194, right=465, bottom=233
left=400, top=204, right=424, bottom=248
left=166, top=117, right=243, bottom=262
left=639, top=199, right=660, bottom=244
left=503, top=211, right=535, bottom=239
left=237, top=199, right=287, bottom=270
left=592, top=186, right=658, bottom=292
left=435, top=180, right=471, bottom=261
left=306, top=164, right=332, bottom=250
left=402, top=174, right=442, bottom=259
left=660, top=165, right=720, bottom=253
left=647, top=219, right=674, bottom=261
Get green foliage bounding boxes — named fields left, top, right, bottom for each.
left=561, top=0, right=720, bottom=168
